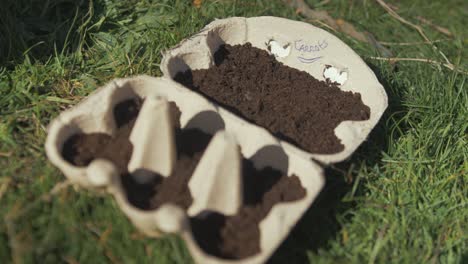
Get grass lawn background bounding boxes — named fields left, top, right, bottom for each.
left=0, top=0, right=466, bottom=263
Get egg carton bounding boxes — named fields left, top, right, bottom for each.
left=45, top=16, right=388, bottom=264
left=161, top=16, right=388, bottom=164
left=45, top=76, right=325, bottom=264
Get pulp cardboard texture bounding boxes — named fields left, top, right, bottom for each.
left=45, top=16, right=388, bottom=264
left=161, top=16, right=388, bottom=164
left=128, top=97, right=177, bottom=181
left=188, top=131, right=243, bottom=216
left=45, top=75, right=325, bottom=264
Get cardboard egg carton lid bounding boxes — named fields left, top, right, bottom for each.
left=161, top=16, right=388, bottom=164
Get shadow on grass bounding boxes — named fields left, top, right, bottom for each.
left=0, top=0, right=91, bottom=66
left=268, top=64, right=408, bottom=263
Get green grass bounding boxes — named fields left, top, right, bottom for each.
left=0, top=0, right=466, bottom=263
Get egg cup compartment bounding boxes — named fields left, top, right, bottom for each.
left=45, top=75, right=324, bottom=264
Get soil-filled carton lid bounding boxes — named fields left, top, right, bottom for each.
left=45, top=75, right=324, bottom=264
left=161, top=16, right=388, bottom=164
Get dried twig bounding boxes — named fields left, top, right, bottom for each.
left=379, top=39, right=446, bottom=46
left=0, top=151, right=13, bottom=157
left=46, top=180, right=72, bottom=197
left=0, top=178, right=11, bottom=202
left=308, top=19, right=339, bottom=33
left=368, top=56, right=468, bottom=75
left=364, top=32, right=393, bottom=58
left=286, top=0, right=338, bottom=28
left=375, top=0, right=452, bottom=66
left=416, top=16, right=453, bottom=37
left=86, top=223, right=122, bottom=264
left=316, top=0, right=331, bottom=6
left=336, top=18, right=367, bottom=42
left=283, top=0, right=393, bottom=56
left=284, top=0, right=466, bottom=74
